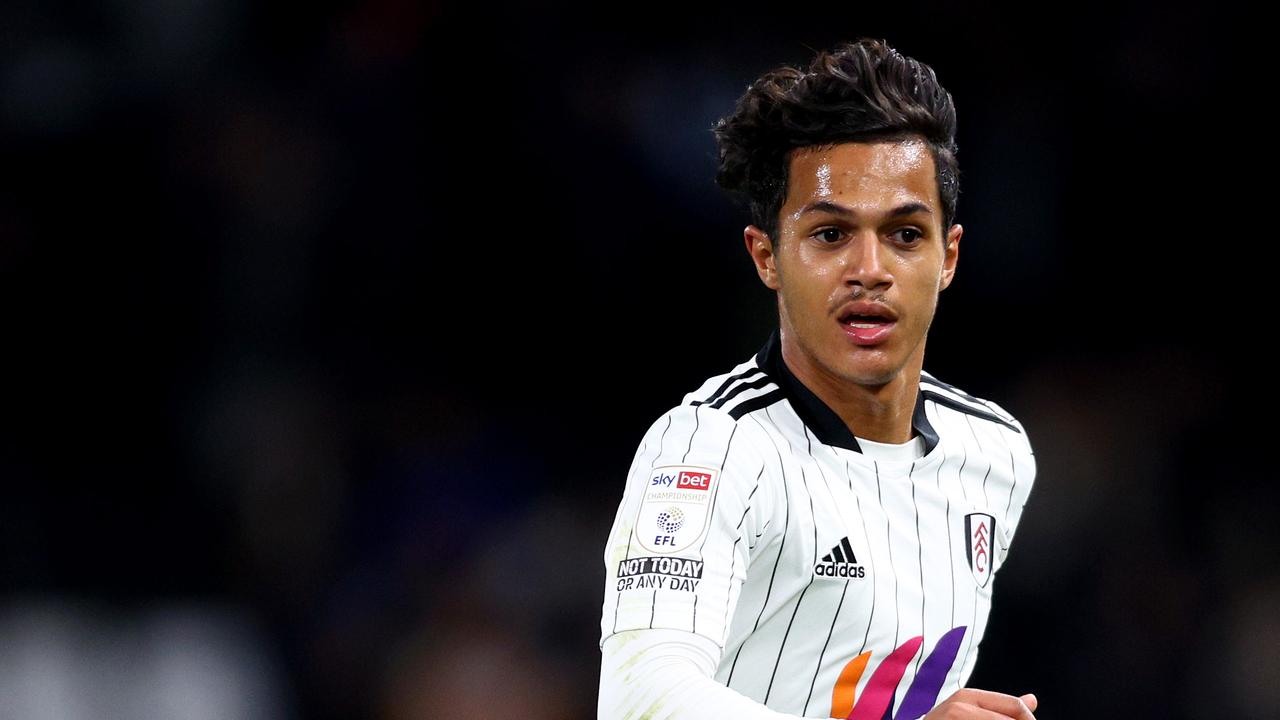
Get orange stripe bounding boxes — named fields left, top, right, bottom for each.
left=829, top=651, right=871, bottom=718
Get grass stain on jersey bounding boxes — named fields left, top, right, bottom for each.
left=609, top=521, right=635, bottom=567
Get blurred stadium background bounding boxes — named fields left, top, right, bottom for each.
left=1, top=1, right=1273, bottom=718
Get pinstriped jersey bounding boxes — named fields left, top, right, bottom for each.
left=599, top=330, right=1037, bottom=719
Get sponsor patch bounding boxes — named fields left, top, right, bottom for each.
left=615, top=555, right=704, bottom=593
left=634, top=465, right=718, bottom=554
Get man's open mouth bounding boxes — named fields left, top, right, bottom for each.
left=840, top=313, right=893, bottom=328
left=837, top=303, right=898, bottom=345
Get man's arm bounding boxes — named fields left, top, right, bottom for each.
left=600, top=404, right=772, bottom=651
left=599, top=403, right=790, bottom=717
left=599, top=628, right=803, bottom=719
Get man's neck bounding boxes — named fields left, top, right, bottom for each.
left=779, top=336, right=922, bottom=445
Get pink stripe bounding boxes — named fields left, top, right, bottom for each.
left=847, top=636, right=923, bottom=720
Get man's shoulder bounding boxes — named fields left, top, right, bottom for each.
left=631, top=351, right=785, bottom=456
left=919, top=369, right=1028, bottom=437
left=676, top=353, right=785, bottom=422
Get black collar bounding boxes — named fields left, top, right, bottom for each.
left=754, top=329, right=939, bottom=456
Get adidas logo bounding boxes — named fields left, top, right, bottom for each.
left=814, top=536, right=866, bottom=579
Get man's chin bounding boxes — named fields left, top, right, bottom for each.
left=833, top=357, right=903, bottom=389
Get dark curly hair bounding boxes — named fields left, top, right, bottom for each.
left=712, top=38, right=959, bottom=244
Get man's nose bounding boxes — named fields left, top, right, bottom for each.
left=843, top=233, right=892, bottom=289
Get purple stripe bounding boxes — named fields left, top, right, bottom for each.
left=894, top=626, right=968, bottom=720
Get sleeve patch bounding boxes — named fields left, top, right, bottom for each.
left=633, top=465, right=719, bottom=554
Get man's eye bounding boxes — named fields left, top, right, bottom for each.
left=814, top=228, right=843, bottom=243
left=894, top=228, right=924, bottom=245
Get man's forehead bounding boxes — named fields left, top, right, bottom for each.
left=784, top=139, right=937, bottom=208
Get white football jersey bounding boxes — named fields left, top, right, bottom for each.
left=599, top=330, right=1036, bottom=719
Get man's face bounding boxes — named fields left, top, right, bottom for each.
left=745, top=139, right=961, bottom=389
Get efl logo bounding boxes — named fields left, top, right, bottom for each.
left=676, top=471, right=712, bottom=491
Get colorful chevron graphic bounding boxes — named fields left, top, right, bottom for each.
left=829, top=626, right=968, bottom=719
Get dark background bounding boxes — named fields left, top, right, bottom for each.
left=2, top=1, right=1274, bottom=719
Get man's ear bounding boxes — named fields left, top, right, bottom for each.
left=744, top=225, right=780, bottom=290
left=939, top=223, right=962, bottom=291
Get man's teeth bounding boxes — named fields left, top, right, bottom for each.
left=845, top=316, right=888, bottom=328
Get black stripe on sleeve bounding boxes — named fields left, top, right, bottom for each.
left=920, top=373, right=1013, bottom=414
left=727, top=388, right=786, bottom=419
left=924, top=390, right=1020, bottom=432
left=692, top=367, right=765, bottom=407
left=710, top=375, right=776, bottom=410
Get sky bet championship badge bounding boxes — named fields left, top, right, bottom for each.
left=634, top=465, right=719, bottom=554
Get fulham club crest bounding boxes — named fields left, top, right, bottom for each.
left=964, top=513, right=996, bottom=588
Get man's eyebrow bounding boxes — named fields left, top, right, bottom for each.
left=797, top=200, right=933, bottom=219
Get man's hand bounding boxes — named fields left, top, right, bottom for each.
left=922, top=689, right=1038, bottom=719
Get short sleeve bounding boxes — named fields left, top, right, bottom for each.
left=996, top=413, right=1037, bottom=565
left=600, top=403, right=773, bottom=650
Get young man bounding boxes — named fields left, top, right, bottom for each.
left=597, top=39, right=1039, bottom=720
